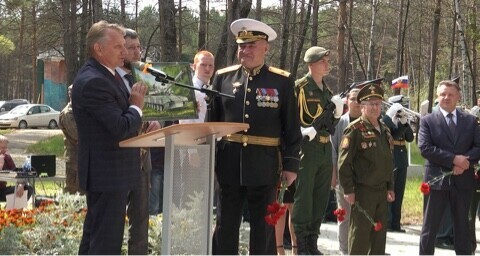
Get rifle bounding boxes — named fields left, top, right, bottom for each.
left=312, top=82, right=358, bottom=135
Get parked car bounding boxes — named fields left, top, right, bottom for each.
left=0, top=99, right=29, bottom=115
left=0, top=104, right=59, bottom=129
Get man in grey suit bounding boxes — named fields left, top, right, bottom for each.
left=72, top=21, right=147, bottom=254
left=331, top=88, right=361, bottom=255
left=418, top=79, right=480, bottom=255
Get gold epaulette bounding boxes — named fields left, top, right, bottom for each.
left=295, top=77, right=308, bottom=88
left=268, top=66, right=291, bottom=77
left=349, top=118, right=364, bottom=131
left=217, top=64, right=242, bottom=75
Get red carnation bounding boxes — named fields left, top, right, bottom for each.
left=374, top=222, right=383, bottom=231
left=420, top=182, right=430, bottom=195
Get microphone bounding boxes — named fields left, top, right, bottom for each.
left=132, top=61, right=175, bottom=81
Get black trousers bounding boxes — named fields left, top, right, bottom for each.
left=78, top=190, right=129, bottom=255
left=389, top=166, right=407, bottom=229
left=419, top=188, right=472, bottom=255
left=213, top=184, right=276, bottom=255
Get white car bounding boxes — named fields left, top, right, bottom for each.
left=0, top=104, right=60, bottom=129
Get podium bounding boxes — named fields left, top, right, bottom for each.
left=120, top=122, right=249, bottom=254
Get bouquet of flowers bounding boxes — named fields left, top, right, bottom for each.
left=420, top=170, right=453, bottom=195
left=353, top=202, right=382, bottom=232
left=264, top=179, right=288, bottom=226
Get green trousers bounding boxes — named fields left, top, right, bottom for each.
left=292, top=141, right=332, bottom=238
left=349, top=185, right=388, bottom=255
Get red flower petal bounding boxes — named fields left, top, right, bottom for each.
left=338, top=216, right=345, bottom=222
left=374, top=222, right=382, bottom=231
left=420, top=182, right=430, bottom=195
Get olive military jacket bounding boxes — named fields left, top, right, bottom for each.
left=209, top=64, right=302, bottom=186
left=295, top=74, right=338, bottom=137
left=338, top=116, right=394, bottom=194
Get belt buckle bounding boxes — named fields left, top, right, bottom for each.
left=241, top=135, right=248, bottom=147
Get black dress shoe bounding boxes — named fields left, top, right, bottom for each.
left=435, top=240, right=454, bottom=250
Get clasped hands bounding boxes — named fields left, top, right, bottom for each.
left=452, top=155, right=470, bottom=175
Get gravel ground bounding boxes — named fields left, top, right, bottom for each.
left=4, top=129, right=65, bottom=176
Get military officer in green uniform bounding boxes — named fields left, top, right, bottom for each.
left=209, top=18, right=303, bottom=255
left=338, top=80, right=395, bottom=255
left=292, top=46, right=344, bottom=254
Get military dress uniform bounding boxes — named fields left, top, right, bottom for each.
left=59, top=100, right=81, bottom=194
left=210, top=63, right=302, bottom=254
left=382, top=113, right=414, bottom=231
left=338, top=84, right=394, bottom=255
left=292, top=73, right=338, bottom=247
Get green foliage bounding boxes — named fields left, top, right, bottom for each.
left=0, top=35, right=15, bottom=55
left=25, top=134, right=64, bottom=157
left=0, top=225, right=29, bottom=254
left=402, top=176, right=424, bottom=225
left=409, top=142, right=424, bottom=165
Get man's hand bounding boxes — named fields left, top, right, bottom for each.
left=386, top=103, right=403, bottom=120
left=331, top=95, right=344, bottom=118
left=282, top=170, right=297, bottom=186
left=387, top=190, right=395, bottom=202
left=344, top=193, right=355, bottom=205
left=129, top=82, right=148, bottom=109
left=452, top=165, right=465, bottom=176
left=301, top=126, right=317, bottom=141
left=453, top=155, right=470, bottom=170
left=146, top=121, right=161, bottom=133
left=398, top=111, right=408, bottom=125
left=15, top=184, right=25, bottom=198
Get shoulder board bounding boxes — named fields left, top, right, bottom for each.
left=350, top=118, right=365, bottom=131
left=217, top=64, right=241, bottom=75
left=268, top=66, right=291, bottom=77
left=295, top=77, right=308, bottom=88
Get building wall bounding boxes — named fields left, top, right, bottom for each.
left=42, top=58, right=67, bottom=111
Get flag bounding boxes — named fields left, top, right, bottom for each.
left=391, top=75, right=409, bottom=89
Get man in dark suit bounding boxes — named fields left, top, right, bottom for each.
left=418, top=79, right=480, bottom=255
left=72, top=20, right=147, bottom=254
left=209, top=18, right=302, bottom=254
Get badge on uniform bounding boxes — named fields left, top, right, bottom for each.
left=256, top=88, right=279, bottom=108
left=361, top=142, right=367, bottom=149
left=341, top=137, right=350, bottom=149
left=233, top=82, right=242, bottom=94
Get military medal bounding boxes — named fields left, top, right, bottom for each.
left=341, top=137, right=349, bottom=149
left=361, top=142, right=367, bottom=149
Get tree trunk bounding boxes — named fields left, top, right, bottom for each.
left=367, top=0, right=379, bottom=80
left=159, top=0, right=178, bottom=62
left=255, top=0, right=261, bottom=20
left=454, top=0, right=474, bottom=105
left=311, top=0, right=319, bottom=46
left=337, top=0, right=347, bottom=92
left=120, top=0, right=126, bottom=25
left=292, top=0, right=313, bottom=78
left=427, top=0, right=441, bottom=113
left=31, top=0, right=37, bottom=102
left=93, top=0, right=103, bottom=22
left=279, top=0, right=291, bottom=70
left=198, top=0, right=207, bottom=50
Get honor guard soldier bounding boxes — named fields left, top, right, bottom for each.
left=292, top=46, right=344, bottom=255
left=382, top=95, right=414, bottom=233
left=338, top=80, right=395, bottom=255
left=209, top=18, right=303, bottom=255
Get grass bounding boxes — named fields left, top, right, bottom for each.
left=401, top=176, right=424, bottom=225
left=25, top=134, right=64, bottom=157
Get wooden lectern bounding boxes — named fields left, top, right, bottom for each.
left=120, top=122, right=249, bottom=255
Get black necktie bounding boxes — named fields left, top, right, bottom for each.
left=447, top=113, right=456, bottom=134
left=124, top=74, right=135, bottom=88
left=114, top=71, right=129, bottom=99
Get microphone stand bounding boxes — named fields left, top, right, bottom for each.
left=153, top=75, right=234, bottom=123
left=153, top=76, right=234, bottom=99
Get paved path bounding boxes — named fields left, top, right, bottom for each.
left=315, top=221, right=480, bottom=255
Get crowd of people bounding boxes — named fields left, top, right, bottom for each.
left=4, top=17, right=474, bottom=255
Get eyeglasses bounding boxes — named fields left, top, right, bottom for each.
left=362, top=102, right=382, bottom=107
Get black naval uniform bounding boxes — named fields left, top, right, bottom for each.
left=209, top=64, right=302, bottom=255
left=381, top=114, right=414, bottom=231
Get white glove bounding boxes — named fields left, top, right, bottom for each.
left=331, top=95, right=344, bottom=118
left=398, top=111, right=408, bottom=124
left=301, top=126, right=317, bottom=141
left=470, top=106, right=480, bottom=118
left=386, top=103, right=404, bottom=120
